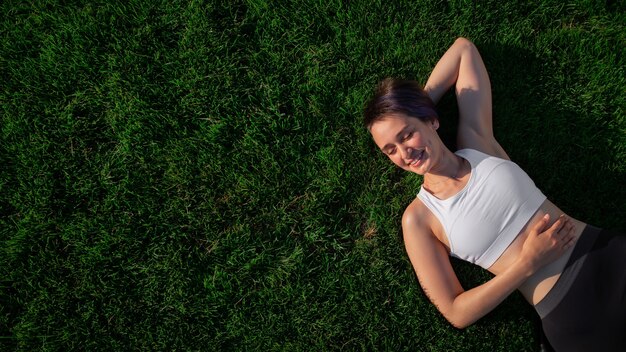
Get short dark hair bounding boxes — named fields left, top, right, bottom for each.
left=363, top=78, right=438, bottom=129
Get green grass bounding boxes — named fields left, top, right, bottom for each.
left=1, top=0, right=624, bottom=350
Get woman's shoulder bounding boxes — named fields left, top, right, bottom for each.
left=457, top=139, right=510, bottom=161
left=404, top=196, right=424, bottom=217
left=403, top=197, right=450, bottom=249
left=454, top=147, right=490, bottom=162
left=403, top=198, right=431, bottom=230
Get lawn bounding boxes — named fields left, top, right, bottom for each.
left=1, top=0, right=625, bottom=350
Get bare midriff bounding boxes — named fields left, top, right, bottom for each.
left=485, top=198, right=587, bottom=305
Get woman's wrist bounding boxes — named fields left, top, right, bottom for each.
left=512, top=256, right=537, bottom=280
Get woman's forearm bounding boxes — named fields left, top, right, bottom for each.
left=445, top=215, right=575, bottom=328
left=445, top=259, right=534, bottom=328
left=424, top=37, right=477, bottom=105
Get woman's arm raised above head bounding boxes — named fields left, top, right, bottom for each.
left=402, top=205, right=575, bottom=329
left=423, top=38, right=477, bottom=105
left=424, top=38, right=508, bottom=159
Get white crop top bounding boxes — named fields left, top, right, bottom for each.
left=417, top=149, right=547, bottom=269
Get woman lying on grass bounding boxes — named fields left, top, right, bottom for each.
left=364, top=37, right=625, bottom=351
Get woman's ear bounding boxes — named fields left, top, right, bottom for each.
left=432, top=119, right=440, bottom=130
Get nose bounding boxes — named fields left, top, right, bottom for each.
left=399, top=145, right=412, bottom=161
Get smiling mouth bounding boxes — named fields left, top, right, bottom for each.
left=409, top=150, right=425, bottom=166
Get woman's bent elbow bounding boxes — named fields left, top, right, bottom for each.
left=450, top=319, right=471, bottom=330
left=445, top=312, right=475, bottom=330
left=454, top=37, right=474, bottom=48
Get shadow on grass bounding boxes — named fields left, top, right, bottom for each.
left=437, top=42, right=625, bottom=230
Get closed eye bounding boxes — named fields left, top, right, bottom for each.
left=385, top=147, right=397, bottom=155
left=402, top=132, right=413, bottom=141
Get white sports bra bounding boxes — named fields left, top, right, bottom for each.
left=417, top=149, right=547, bottom=269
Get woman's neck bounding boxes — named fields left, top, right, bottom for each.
left=423, top=150, right=467, bottom=194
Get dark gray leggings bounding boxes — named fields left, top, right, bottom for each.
left=535, top=225, right=626, bottom=351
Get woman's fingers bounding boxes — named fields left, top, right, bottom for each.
left=532, top=214, right=551, bottom=234
left=549, top=215, right=577, bottom=250
left=545, top=215, right=565, bottom=235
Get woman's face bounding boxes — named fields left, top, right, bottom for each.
left=369, top=113, right=440, bottom=175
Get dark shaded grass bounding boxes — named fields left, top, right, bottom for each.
left=1, top=0, right=624, bottom=350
